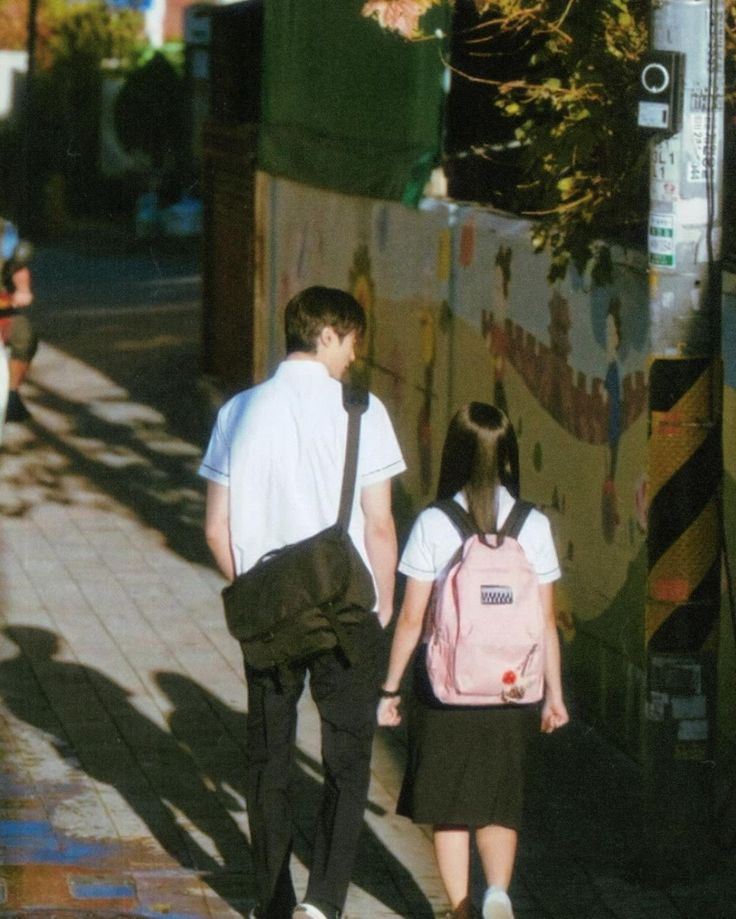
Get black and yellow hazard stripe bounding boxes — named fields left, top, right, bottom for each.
left=647, top=357, right=722, bottom=651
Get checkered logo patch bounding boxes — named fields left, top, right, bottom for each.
left=480, top=585, right=513, bottom=605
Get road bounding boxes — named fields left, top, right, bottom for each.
left=32, top=227, right=212, bottom=449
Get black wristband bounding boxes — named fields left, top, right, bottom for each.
left=379, top=688, right=401, bottom=698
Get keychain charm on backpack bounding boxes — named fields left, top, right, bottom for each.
left=426, top=498, right=546, bottom=706
left=500, top=644, right=539, bottom=702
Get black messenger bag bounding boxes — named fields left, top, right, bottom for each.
left=221, top=383, right=376, bottom=672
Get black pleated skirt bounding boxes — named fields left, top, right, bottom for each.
left=396, top=647, right=538, bottom=829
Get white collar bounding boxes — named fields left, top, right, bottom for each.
left=275, top=358, right=330, bottom=379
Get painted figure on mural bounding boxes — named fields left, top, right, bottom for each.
left=482, top=245, right=512, bottom=416
left=546, top=291, right=572, bottom=426
left=416, top=306, right=435, bottom=495
left=349, top=243, right=376, bottom=391
left=602, top=296, right=622, bottom=542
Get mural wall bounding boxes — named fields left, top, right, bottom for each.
left=254, top=173, right=656, bottom=753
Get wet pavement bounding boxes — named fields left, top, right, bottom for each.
left=0, top=227, right=735, bottom=917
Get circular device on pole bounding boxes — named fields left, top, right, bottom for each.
left=641, top=62, right=671, bottom=94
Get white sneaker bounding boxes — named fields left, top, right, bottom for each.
left=292, top=904, right=329, bottom=919
left=482, top=886, right=514, bottom=919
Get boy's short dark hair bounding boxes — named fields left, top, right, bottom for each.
left=284, top=286, right=366, bottom=354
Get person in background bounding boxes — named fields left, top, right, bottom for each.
left=0, top=239, right=38, bottom=422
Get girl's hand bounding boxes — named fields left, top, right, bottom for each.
left=377, top=695, right=402, bottom=727
left=541, top=698, right=569, bottom=734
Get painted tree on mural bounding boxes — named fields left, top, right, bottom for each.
left=363, top=0, right=736, bottom=280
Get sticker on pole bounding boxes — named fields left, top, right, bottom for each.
left=648, top=213, right=675, bottom=267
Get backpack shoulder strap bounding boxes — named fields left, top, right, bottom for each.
left=428, top=499, right=479, bottom=542
left=430, top=497, right=536, bottom=542
left=500, top=499, right=535, bottom=540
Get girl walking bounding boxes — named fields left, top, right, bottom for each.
left=378, top=403, right=569, bottom=919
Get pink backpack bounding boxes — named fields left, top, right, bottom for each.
left=425, top=499, right=546, bottom=706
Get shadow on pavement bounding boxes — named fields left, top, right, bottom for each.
left=0, top=626, right=251, bottom=914
left=156, top=670, right=437, bottom=918
left=2, top=381, right=211, bottom=568
left=0, top=623, right=437, bottom=917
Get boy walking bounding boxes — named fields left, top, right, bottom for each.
left=200, top=286, right=405, bottom=919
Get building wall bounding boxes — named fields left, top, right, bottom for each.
left=201, top=122, right=258, bottom=396
left=255, top=173, right=655, bottom=754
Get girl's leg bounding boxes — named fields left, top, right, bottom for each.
left=433, top=825, right=471, bottom=915
left=475, top=824, right=517, bottom=892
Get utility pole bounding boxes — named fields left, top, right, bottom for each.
left=641, top=0, right=724, bottom=876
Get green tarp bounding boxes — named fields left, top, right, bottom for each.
left=258, top=0, right=450, bottom=206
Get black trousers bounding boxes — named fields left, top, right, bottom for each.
left=243, top=615, right=384, bottom=919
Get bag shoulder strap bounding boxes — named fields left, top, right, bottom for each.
left=336, top=383, right=369, bottom=528
left=430, top=497, right=535, bottom=542
left=429, top=499, right=479, bottom=541
left=499, top=499, right=535, bottom=540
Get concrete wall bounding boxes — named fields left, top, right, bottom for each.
left=253, top=172, right=736, bottom=759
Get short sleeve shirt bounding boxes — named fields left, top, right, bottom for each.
left=399, top=486, right=560, bottom=584
left=199, top=360, right=406, bottom=588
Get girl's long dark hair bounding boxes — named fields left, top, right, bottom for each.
left=436, top=402, right=519, bottom=533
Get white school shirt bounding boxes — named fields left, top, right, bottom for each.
left=399, top=486, right=561, bottom=584
left=199, top=360, right=406, bottom=599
